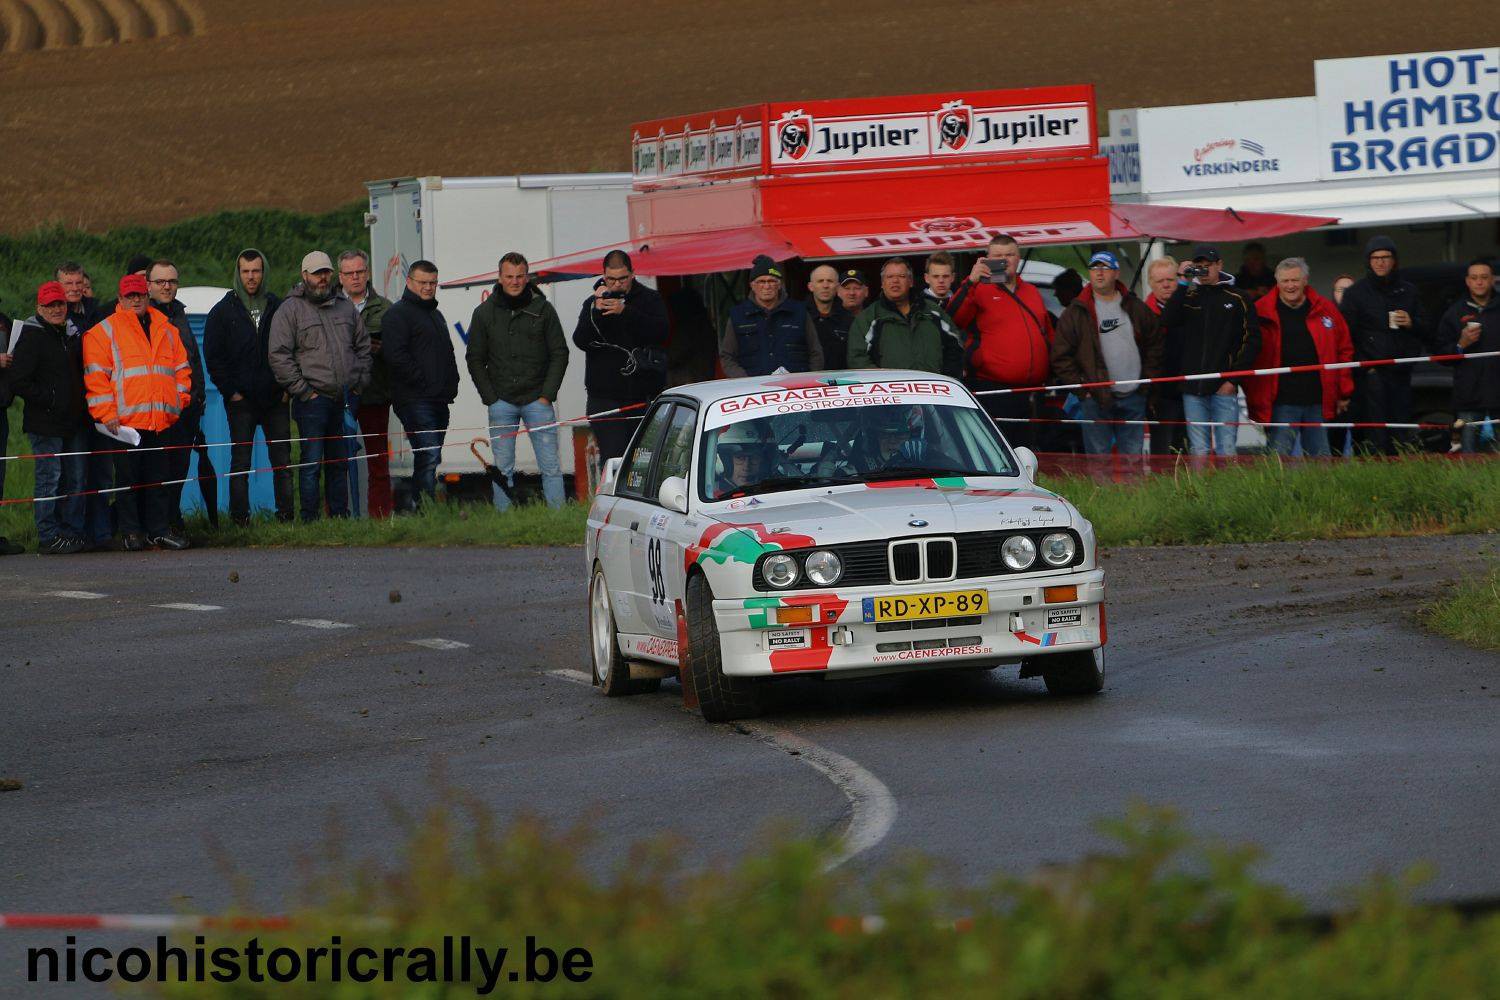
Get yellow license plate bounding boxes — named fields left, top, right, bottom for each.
left=862, top=590, right=989, bottom=623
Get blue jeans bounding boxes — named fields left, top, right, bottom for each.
left=1182, top=391, right=1240, bottom=457
left=1458, top=410, right=1498, bottom=454
left=292, top=394, right=349, bottom=521
left=487, top=399, right=564, bottom=510
left=1078, top=391, right=1146, bottom=456
left=28, top=431, right=89, bottom=543
left=1268, top=403, right=1330, bottom=458
left=394, top=400, right=450, bottom=508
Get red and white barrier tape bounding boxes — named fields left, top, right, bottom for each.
left=0, top=405, right=645, bottom=464
left=988, top=416, right=1466, bottom=431
left=972, top=350, right=1500, bottom=398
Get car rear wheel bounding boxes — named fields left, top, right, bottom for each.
left=590, top=567, right=636, bottom=697
left=686, top=573, right=763, bottom=722
left=1040, top=647, right=1105, bottom=696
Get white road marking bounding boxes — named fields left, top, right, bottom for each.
left=547, top=668, right=592, bottom=685
left=742, top=723, right=898, bottom=873
left=47, top=590, right=107, bottom=600
left=408, top=638, right=470, bottom=651
left=280, top=619, right=354, bottom=630
left=152, top=603, right=224, bottom=612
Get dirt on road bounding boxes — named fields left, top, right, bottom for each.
left=0, top=0, right=1478, bottom=233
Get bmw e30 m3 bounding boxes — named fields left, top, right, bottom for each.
left=585, top=371, right=1106, bottom=721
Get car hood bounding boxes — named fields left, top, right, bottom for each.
left=706, top=479, right=1073, bottom=547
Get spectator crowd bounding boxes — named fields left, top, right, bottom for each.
left=0, top=233, right=1495, bottom=556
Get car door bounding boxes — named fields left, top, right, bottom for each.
left=607, top=401, right=675, bottom=635
left=635, top=402, right=698, bottom=641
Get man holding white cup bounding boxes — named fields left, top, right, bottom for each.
left=1439, top=257, right=1499, bottom=454
left=1338, top=235, right=1431, bottom=455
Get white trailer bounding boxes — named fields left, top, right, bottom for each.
left=365, top=173, right=633, bottom=487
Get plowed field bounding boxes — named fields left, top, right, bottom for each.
left=0, top=0, right=1474, bottom=233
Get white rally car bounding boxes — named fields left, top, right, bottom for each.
left=584, top=371, right=1107, bottom=722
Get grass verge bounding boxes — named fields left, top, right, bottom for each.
left=1042, top=455, right=1500, bottom=546
left=128, top=802, right=1500, bottom=998
left=1423, top=567, right=1500, bottom=651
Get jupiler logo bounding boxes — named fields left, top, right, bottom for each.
left=776, top=109, right=812, bottom=161
left=936, top=100, right=972, bottom=151
left=912, top=216, right=983, bottom=234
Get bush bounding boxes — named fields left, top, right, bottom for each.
left=0, top=204, right=366, bottom=317
left=125, top=803, right=1500, bottom=997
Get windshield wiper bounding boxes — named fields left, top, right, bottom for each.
left=722, top=474, right=859, bottom=500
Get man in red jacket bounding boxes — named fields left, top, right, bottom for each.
left=950, top=234, right=1053, bottom=448
left=1244, top=258, right=1353, bottom=458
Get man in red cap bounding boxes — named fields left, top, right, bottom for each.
left=82, top=274, right=193, bottom=551
left=8, top=282, right=91, bottom=553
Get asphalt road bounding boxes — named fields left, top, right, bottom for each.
left=2, top=536, right=1497, bottom=991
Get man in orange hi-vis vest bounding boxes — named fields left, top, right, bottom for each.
left=83, top=273, right=193, bottom=552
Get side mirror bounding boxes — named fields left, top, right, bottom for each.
left=658, top=475, right=689, bottom=514
left=600, top=457, right=623, bottom=495
left=1014, top=446, right=1039, bottom=482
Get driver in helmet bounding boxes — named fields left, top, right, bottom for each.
left=861, top=407, right=962, bottom=474
left=714, top=419, right=778, bottom=498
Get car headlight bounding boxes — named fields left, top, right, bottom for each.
left=762, top=553, right=800, bottom=589
left=1039, top=532, right=1076, bottom=568
left=1001, top=534, right=1036, bottom=571
left=803, top=550, right=842, bottom=586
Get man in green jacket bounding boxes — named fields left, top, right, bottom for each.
left=465, top=251, right=569, bottom=509
left=338, top=250, right=393, bottom=516
left=847, top=258, right=965, bottom=377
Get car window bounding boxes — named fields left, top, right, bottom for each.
left=649, top=404, right=697, bottom=499
left=619, top=403, right=674, bottom=498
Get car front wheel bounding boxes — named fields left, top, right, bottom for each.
left=685, top=573, right=764, bottom=722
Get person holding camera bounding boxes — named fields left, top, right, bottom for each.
left=720, top=255, right=824, bottom=378
left=1338, top=235, right=1431, bottom=455
left=949, top=234, right=1054, bottom=447
left=571, top=250, right=669, bottom=464
left=1160, top=245, right=1261, bottom=458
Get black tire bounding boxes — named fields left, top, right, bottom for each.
left=1040, top=648, right=1105, bottom=696
left=685, top=573, right=763, bottom=722
left=590, top=567, right=635, bottom=697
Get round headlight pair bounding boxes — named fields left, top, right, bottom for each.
left=763, top=550, right=843, bottom=589
left=1001, top=532, right=1076, bottom=571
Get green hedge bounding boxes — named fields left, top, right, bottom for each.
left=123, top=803, right=1500, bottom=997
left=0, top=204, right=367, bottom=318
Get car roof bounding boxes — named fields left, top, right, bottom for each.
left=665, top=370, right=971, bottom=406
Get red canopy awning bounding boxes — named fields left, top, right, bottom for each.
left=441, top=157, right=1337, bottom=287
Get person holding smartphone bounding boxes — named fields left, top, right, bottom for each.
left=571, top=250, right=669, bottom=464
left=948, top=233, right=1054, bottom=448
left=1337, top=235, right=1431, bottom=455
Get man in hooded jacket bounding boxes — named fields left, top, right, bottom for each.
left=1338, top=235, right=1431, bottom=454
left=269, top=251, right=371, bottom=521
left=204, top=248, right=290, bottom=523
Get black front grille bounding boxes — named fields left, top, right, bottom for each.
left=753, top=529, right=1084, bottom=591
left=891, top=541, right=921, bottom=582
left=925, top=539, right=955, bottom=579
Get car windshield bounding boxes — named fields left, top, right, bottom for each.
left=699, top=391, right=1018, bottom=502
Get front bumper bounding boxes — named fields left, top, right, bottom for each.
left=713, top=568, right=1106, bottom=677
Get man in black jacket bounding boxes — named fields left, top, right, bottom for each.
left=0, top=307, right=22, bottom=556
left=204, top=248, right=291, bottom=524
left=808, top=263, right=852, bottom=369
left=1161, top=245, right=1261, bottom=458
left=382, top=260, right=459, bottom=509
left=1438, top=257, right=1499, bottom=454
left=571, top=250, right=669, bottom=463
left=149, top=259, right=211, bottom=529
left=1339, top=235, right=1432, bottom=454
left=8, top=282, right=90, bottom=553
